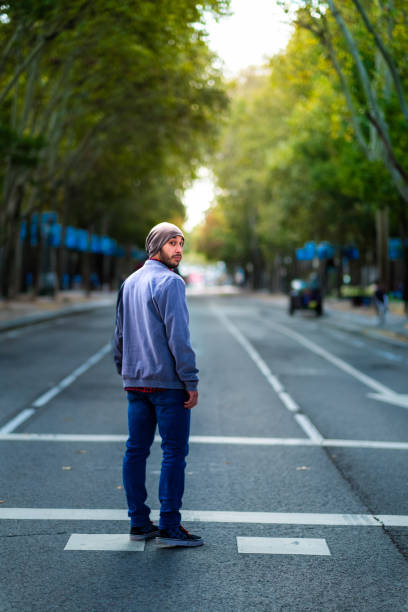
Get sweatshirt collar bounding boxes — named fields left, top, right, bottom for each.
left=147, top=258, right=175, bottom=271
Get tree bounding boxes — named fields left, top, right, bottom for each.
left=278, top=0, right=408, bottom=305
left=0, top=0, right=230, bottom=296
left=199, top=23, right=400, bottom=293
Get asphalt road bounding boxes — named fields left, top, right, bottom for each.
left=0, top=295, right=407, bottom=612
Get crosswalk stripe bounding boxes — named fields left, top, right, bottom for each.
left=236, top=537, right=331, bottom=556
left=64, top=534, right=145, bottom=551
left=1, top=508, right=407, bottom=526
left=64, top=534, right=331, bottom=555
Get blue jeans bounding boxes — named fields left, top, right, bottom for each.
left=123, top=389, right=190, bottom=529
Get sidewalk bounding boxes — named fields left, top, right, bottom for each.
left=0, top=290, right=117, bottom=332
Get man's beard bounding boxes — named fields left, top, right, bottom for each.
left=158, top=251, right=179, bottom=269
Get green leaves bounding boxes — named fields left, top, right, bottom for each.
left=0, top=0, right=229, bottom=242
left=199, top=6, right=407, bottom=277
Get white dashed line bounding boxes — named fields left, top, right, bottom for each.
left=0, top=409, right=36, bottom=434
left=212, top=306, right=321, bottom=441
left=33, top=343, right=111, bottom=408
left=0, top=343, right=112, bottom=434
left=294, top=414, right=324, bottom=443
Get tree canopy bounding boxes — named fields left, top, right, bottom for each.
left=196, top=1, right=408, bottom=293
left=0, top=0, right=230, bottom=295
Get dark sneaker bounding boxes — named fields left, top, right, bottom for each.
left=156, top=525, right=204, bottom=548
left=129, top=522, right=160, bottom=541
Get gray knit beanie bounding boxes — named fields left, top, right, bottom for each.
left=145, top=222, right=184, bottom=258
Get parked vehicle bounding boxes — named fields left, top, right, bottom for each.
left=289, top=277, right=323, bottom=316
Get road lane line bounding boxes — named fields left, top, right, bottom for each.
left=33, top=343, right=111, bottom=408
left=0, top=343, right=112, bottom=434
left=237, top=537, right=331, bottom=556
left=324, top=328, right=366, bottom=349
left=322, top=439, right=408, bottom=450
left=0, top=433, right=407, bottom=449
left=189, top=435, right=313, bottom=445
left=1, top=508, right=407, bottom=526
left=212, top=306, right=322, bottom=441
left=278, top=391, right=300, bottom=413
left=64, top=534, right=145, bottom=552
left=294, top=414, right=324, bottom=443
left=266, top=320, right=398, bottom=397
left=0, top=433, right=129, bottom=442
left=212, top=307, right=283, bottom=392
left=0, top=409, right=36, bottom=434
left=377, top=350, right=403, bottom=362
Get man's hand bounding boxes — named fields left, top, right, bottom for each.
left=184, top=390, right=198, bottom=409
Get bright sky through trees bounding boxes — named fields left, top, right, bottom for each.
left=183, top=0, right=292, bottom=230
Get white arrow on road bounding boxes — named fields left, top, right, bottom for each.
left=267, top=321, right=408, bottom=410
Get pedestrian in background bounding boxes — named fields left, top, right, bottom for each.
left=114, top=222, right=203, bottom=548
left=373, top=282, right=389, bottom=326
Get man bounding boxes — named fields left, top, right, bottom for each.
left=114, top=222, right=203, bottom=548
left=373, top=282, right=389, bottom=326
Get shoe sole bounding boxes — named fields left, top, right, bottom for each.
left=155, top=537, right=204, bottom=548
left=129, top=532, right=160, bottom=541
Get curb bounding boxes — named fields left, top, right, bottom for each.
left=0, top=299, right=115, bottom=332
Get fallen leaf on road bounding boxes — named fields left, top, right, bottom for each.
left=116, top=485, right=123, bottom=490
left=296, top=466, right=310, bottom=471
left=0, top=500, right=6, bottom=504
left=76, top=450, right=86, bottom=454
left=62, top=466, right=72, bottom=471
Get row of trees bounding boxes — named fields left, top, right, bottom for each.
left=195, top=0, right=408, bottom=306
left=0, top=0, right=230, bottom=297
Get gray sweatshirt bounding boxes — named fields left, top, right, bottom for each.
left=114, top=259, right=199, bottom=391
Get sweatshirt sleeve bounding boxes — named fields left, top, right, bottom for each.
left=156, top=276, right=199, bottom=391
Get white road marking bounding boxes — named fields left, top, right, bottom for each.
left=0, top=433, right=128, bottom=442
left=1, top=508, right=407, bottom=526
left=366, top=392, right=408, bottom=409
left=237, top=537, right=331, bottom=556
left=325, top=328, right=365, bottom=349
left=5, top=330, right=23, bottom=339
left=267, top=320, right=408, bottom=406
left=322, top=439, right=408, bottom=450
left=376, top=350, right=403, bottom=362
left=0, top=409, right=36, bottom=434
left=0, top=343, right=112, bottom=434
left=212, top=307, right=321, bottom=441
left=294, top=414, right=324, bottom=443
left=0, top=433, right=407, bottom=450
left=325, top=329, right=404, bottom=363
left=33, top=343, right=111, bottom=408
left=278, top=391, right=300, bottom=413
left=64, top=534, right=145, bottom=552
